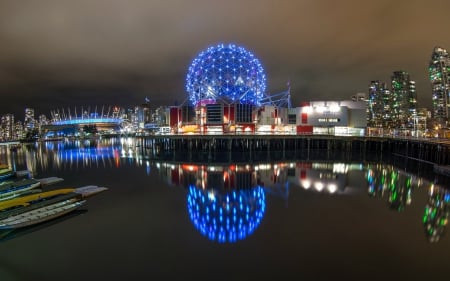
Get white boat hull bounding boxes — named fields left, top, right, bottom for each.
left=0, top=199, right=86, bottom=230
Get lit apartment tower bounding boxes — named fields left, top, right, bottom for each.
left=429, top=46, right=450, bottom=128
left=112, top=106, right=121, bottom=118
left=38, top=114, right=48, bottom=136
left=14, top=121, right=23, bottom=140
left=368, top=81, right=391, bottom=128
left=38, top=114, right=48, bottom=125
left=391, top=71, right=417, bottom=129
left=134, top=99, right=151, bottom=129
left=1, top=114, right=14, bottom=140
left=24, top=108, right=35, bottom=133
left=153, top=106, right=168, bottom=126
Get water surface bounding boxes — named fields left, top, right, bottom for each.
left=0, top=138, right=449, bottom=281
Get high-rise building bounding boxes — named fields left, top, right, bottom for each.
left=14, top=121, right=24, bottom=140
left=368, top=81, right=391, bottom=128
left=134, top=99, right=152, bottom=130
left=24, top=108, right=35, bottom=133
left=38, top=114, right=49, bottom=136
left=391, top=71, right=417, bottom=129
left=1, top=114, right=14, bottom=140
left=429, top=46, right=450, bottom=128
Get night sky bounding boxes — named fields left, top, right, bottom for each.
left=1, top=0, right=450, bottom=118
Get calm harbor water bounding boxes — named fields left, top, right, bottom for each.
left=0, top=137, right=449, bottom=281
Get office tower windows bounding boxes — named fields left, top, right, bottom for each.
left=429, top=46, right=450, bottom=128
left=24, top=108, right=35, bottom=133
left=391, top=71, right=417, bottom=129
left=368, top=81, right=391, bottom=128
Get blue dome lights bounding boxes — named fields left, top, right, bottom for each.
left=186, top=43, right=267, bottom=106
left=187, top=185, right=266, bottom=243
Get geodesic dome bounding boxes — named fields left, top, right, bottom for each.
left=186, top=43, right=267, bottom=106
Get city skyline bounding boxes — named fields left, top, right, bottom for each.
left=1, top=0, right=450, bottom=117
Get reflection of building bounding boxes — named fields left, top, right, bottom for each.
left=15, top=138, right=130, bottom=172
left=423, top=184, right=449, bottom=243
left=155, top=162, right=267, bottom=243
left=152, top=160, right=366, bottom=242
left=156, top=163, right=258, bottom=191
left=366, top=164, right=415, bottom=211
left=365, top=163, right=450, bottom=243
left=187, top=185, right=265, bottom=243
left=156, top=161, right=365, bottom=198
left=288, top=162, right=363, bottom=194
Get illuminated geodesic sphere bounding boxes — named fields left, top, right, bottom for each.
left=186, top=43, right=267, bottom=106
left=187, top=185, right=266, bottom=243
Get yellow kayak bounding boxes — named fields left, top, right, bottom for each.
left=0, top=188, right=75, bottom=212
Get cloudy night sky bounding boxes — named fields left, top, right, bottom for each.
left=1, top=0, right=450, bottom=118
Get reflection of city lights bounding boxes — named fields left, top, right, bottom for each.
left=328, top=184, right=337, bottom=193
left=257, top=164, right=271, bottom=170
left=314, top=182, right=324, bottom=191
left=207, top=190, right=216, bottom=201
left=187, top=186, right=266, bottom=243
left=333, top=163, right=347, bottom=174
left=301, top=180, right=311, bottom=189
left=423, top=183, right=449, bottom=243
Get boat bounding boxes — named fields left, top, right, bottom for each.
left=0, top=167, right=14, bottom=181
left=0, top=185, right=107, bottom=229
left=0, top=177, right=64, bottom=201
left=0, top=209, right=87, bottom=243
left=0, top=166, right=31, bottom=182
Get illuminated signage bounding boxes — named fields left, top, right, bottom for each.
left=318, top=118, right=340, bottom=123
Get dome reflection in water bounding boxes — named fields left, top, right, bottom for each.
left=182, top=163, right=266, bottom=243
left=187, top=185, right=265, bottom=243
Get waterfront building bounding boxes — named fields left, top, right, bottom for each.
left=368, top=81, right=392, bottom=129
left=416, top=107, right=430, bottom=137
left=38, top=114, right=49, bottom=136
left=391, top=71, right=417, bottom=130
left=14, top=121, right=23, bottom=140
left=183, top=43, right=268, bottom=135
left=295, top=100, right=367, bottom=136
left=24, top=108, right=35, bottom=134
left=429, top=46, right=450, bottom=128
left=152, top=106, right=168, bottom=127
left=42, top=106, right=124, bottom=138
left=135, top=100, right=151, bottom=130
left=0, top=114, right=14, bottom=140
